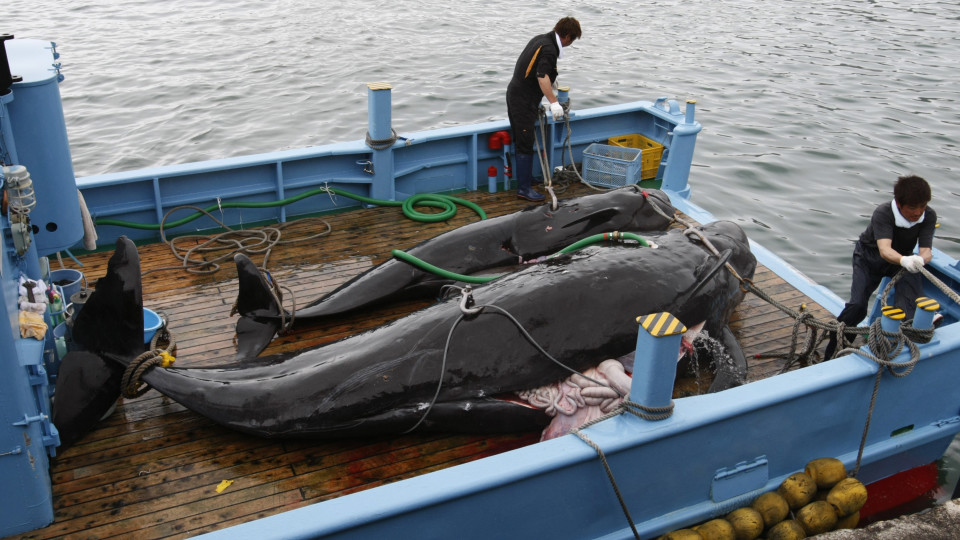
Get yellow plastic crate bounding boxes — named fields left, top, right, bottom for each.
left=608, top=134, right=664, bottom=180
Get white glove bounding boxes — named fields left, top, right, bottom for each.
left=549, top=101, right=564, bottom=121
left=900, top=254, right=924, bottom=273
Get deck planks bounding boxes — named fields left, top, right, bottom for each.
left=9, top=183, right=835, bottom=539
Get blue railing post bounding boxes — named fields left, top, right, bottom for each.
left=548, top=85, right=570, bottom=174
left=366, top=82, right=395, bottom=202
left=631, top=312, right=686, bottom=411
left=661, top=99, right=701, bottom=198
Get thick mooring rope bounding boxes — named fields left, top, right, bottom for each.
left=660, top=216, right=951, bottom=486
left=121, top=323, right=177, bottom=398
left=571, top=427, right=642, bottom=539
left=830, top=316, right=922, bottom=477
left=734, top=257, right=952, bottom=480
left=365, top=128, right=400, bottom=150
left=150, top=205, right=333, bottom=276
left=568, top=398, right=675, bottom=540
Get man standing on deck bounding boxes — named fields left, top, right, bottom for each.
left=506, top=17, right=582, bottom=202
left=824, top=175, right=937, bottom=359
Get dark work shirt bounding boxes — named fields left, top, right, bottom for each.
left=507, top=32, right=560, bottom=101
left=858, top=202, right=937, bottom=256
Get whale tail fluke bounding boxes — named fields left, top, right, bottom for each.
left=233, top=254, right=284, bottom=361
left=72, top=236, right=146, bottom=358
left=53, top=236, right=145, bottom=449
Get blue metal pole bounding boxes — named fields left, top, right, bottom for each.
left=631, top=312, right=686, bottom=410
left=550, top=85, right=570, bottom=174
left=685, top=99, right=696, bottom=124
left=661, top=99, right=701, bottom=198
left=366, top=82, right=395, bottom=202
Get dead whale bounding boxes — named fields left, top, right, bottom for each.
left=235, top=186, right=678, bottom=358
left=54, top=220, right=755, bottom=443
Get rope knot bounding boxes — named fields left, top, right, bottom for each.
left=121, top=324, right=178, bottom=399
left=121, top=349, right=167, bottom=398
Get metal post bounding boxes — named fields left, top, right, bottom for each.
left=549, top=85, right=570, bottom=174
left=685, top=99, right=696, bottom=124
left=366, top=82, right=395, bottom=202
left=660, top=99, right=701, bottom=197
left=631, top=312, right=686, bottom=410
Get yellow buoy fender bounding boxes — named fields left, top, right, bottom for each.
left=725, top=507, right=764, bottom=540
left=659, top=529, right=704, bottom=540
left=693, top=518, right=736, bottom=540
left=826, top=477, right=868, bottom=517
left=766, top=519, right=806, bottom=540
left=835, top=510, right=860, bottom=530
left=778, top=472, right=818, bottom=510
left=796, top=500, right=839, bottom=535
left=805, top=458, right=847, bottom=490
left=751, top=491, right=790, bottom=529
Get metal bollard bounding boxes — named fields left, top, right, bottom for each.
left=913, top=297, right=940, bottom=330
left=631, top=312, right=686, bottom=411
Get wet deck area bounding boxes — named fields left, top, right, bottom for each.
left=11, top=182, right=834, bottom=539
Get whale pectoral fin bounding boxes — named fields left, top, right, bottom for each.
left=234, top=254, right=283, bottom=360
left=51, top=351, right=124, bottom=450
left=707, top=325, right=748, bottom=392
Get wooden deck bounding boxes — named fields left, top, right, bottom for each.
left=11, top=183, right=834, bottom=539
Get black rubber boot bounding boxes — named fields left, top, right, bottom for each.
left=515, top=153, right=544, bottom=202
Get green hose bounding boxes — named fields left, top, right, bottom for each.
left=392, top=231, right=651, bottom=284
left=93, top=187, right=487, bottom=231
left=390, top=249, right=500, bottom=284
left=553, top=232, right=650, bottom=255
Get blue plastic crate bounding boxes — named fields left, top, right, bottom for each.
left=581, top=143, right=643, bottom=188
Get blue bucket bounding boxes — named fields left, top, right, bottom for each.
left=49, top=268, right=84, bottom=301
left=144, top=308, right=162, bottom=344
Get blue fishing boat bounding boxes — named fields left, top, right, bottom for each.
left=2, top=35, right=958, bottom=539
